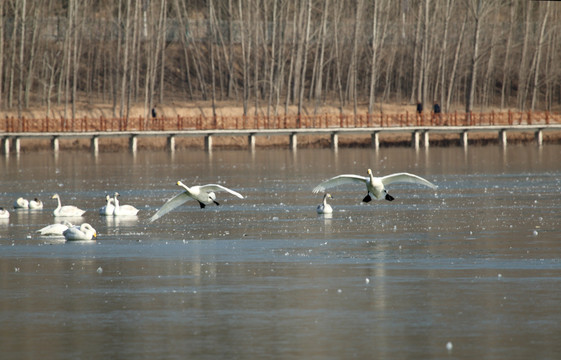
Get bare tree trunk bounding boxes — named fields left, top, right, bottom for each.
left=313, top=0, right=329, bottom=114
left=0, top=0, right=3, bottom=110
left=500, top=2, right=515, bottom=110
left=436, top=0, right=453, bottom=108
left=420, top=0, right=430, bottom=108
left=266, top=0, right=278, bottom=118
left=209, top=0, right=217, bottom=119
left=465, top=0, right=489, bottom=120
left=409, top=2, right=423, bottom=104
left=516, top=1, right=531, bottom=110
left=159, top=0, right=167, bottom=105
left=17, top=0, right=26, bottom=118
left=368, top=0, right=379, bottom=114
left=348, top=0, right=363, bottom=115
left=238, top=0, right=249, bottom=115
left=25, top=0, right=41, bottom=108
left=446, top=14, right=467, bottom=112
left=297, top=0, right=312, bottom=118
left=120, top=0, right=131, bottom=119
left=531, top=1, right=550, bottom=111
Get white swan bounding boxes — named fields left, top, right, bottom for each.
left=0, top=207, right=9, bottom=219
left=317, top=193, right=334, bottom=214
left=14, top=197, right=29, bottom=209
left=99, top=195, right=115, bottom=216
left=52, top=194, right=86, bottom=217
left=29, top=198, right=43, bottom=209
left=313, top=169, right=437, bottom=202
left=63, top=223, right=97, bottom=241
left=150, top=180, right=244, bottom=222
left=36, top=220, right=73, bottom=236
left=113, top=193, right=139, bottom=216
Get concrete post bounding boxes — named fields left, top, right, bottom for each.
left=290, top=133, right=297, bottom=151
left=422, top=131, right=429, bottom=148
left=129, top=135, right=137, bottom=153
left=535, top=130, right=543, bottom=147
left=1, top=138, right=9, bottom=155
left=248, top=134, right=256, bottom=151
left=167, top=135, right=176, bottom=152
left=204, top=135, right=213, bottom=152
left=371, top=132, right=380, bottom=150
left=52, top=137, right=59, bottom=152
left=411, top=131, right=420, bottom=150
left=499, top=130, right=507, bottom=147
left=331, top=133, right=338, bottom=151
left=460, top=131, right=469, bottom=148
left=91, top=136, right=99, bottom=154
left=14, top=137, right=21, bottom=154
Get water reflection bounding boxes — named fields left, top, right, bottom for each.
left=0, top=145, right=561, bottom=359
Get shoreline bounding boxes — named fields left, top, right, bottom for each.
left=4, top=131, right=560, bottom=153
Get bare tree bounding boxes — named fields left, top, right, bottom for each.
left=530, top=1, right=550, bottom=111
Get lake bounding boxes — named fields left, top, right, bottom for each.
left=1, top=144, right=560, bottom=359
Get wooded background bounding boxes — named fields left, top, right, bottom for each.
left=1, top=0, right=560, bottom=121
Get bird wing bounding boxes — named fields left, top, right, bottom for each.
left=199, top=184, right=244, bottom=199
left=149, top=192, right=192, bottom=222
left=312, top=174, right=368, bottom=193
left=380, top=173, right=437, bottom=189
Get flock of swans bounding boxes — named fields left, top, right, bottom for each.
left=2, top=169, right=437, bottom=242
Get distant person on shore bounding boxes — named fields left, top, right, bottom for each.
left=433, top=101, right=441, bottom=125
left=151, top=106, right=157, bottom=119
left=416, top=100, right=423, bottom=125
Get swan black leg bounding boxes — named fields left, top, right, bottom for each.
left=362, top=194, right=372, bottom=203
left=198, top=201, right=206, bottom=208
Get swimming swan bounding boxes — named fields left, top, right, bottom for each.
left=149, top=181, right=244, bottom=222
left=29, top=198, right=43, bottom=209
left=63, top=223, right=97, bottom=241
left=36, top=220, right=73, bottom=236
left=317, top=193, right=334, bottom=214
left=313, top=169, right=437, bottom=202
left=0, top=207, right=9, bottom=219
left=52, top=194, right=86, bottom=217
left=99, top=195, right=115, bottom=216
left=14, top=197, right=29, bottom=209
left=113, top=193, right=139, bottom=216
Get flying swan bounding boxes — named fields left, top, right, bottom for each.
left=52, top=194, right=86, bottom=217
left=317, top=193, right=334, bottom=214
left=63, top=223, right=97, bottom=241
left=313, top=169, right=437, bottom=202
left=149, top=181, right=244, bottom=222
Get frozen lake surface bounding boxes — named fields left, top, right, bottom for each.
left=1, top=145, right=561, bottom=359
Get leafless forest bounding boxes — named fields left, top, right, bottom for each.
left=1, top=0, right=560, bottom=121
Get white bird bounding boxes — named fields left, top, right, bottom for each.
left=52, top=194, right=86, bottom=217
left=0, top=207, right=9, bottom=219
left=113, top=192, right=139, bottom=216
left=313, top=169, right=437, bottom=202
left=29, top=198, right=43, bottom=209
left=317, top=193, right=334, bottom=214
left=36, top=220, right=73, bottom=236
left=63, top=223, right=97, bottom=241
left=150, top=180, right=244, bottom=222
left=14, top=197, right=29, bottom=209
left=99, top=195, right=115, bottom=216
